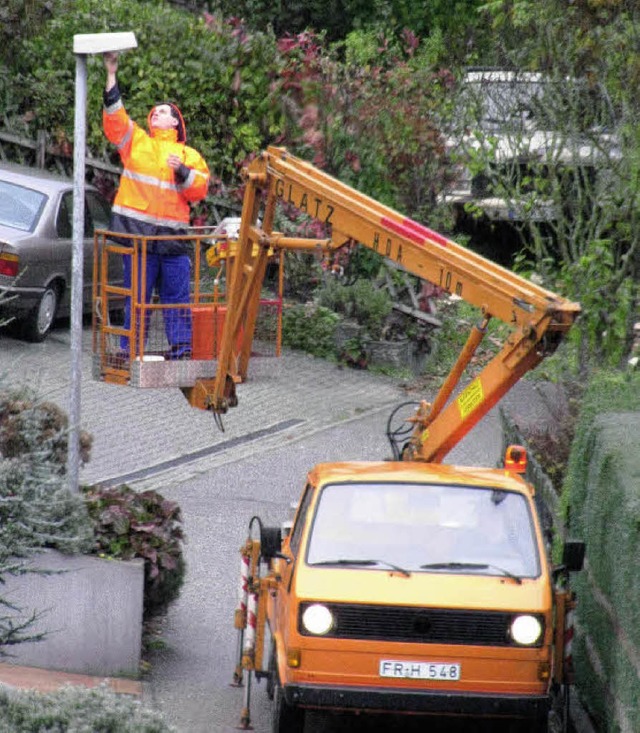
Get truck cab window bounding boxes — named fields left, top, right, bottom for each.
left=289, top=484, right=314, bottom=558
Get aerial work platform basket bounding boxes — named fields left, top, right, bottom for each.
left=91, top=220, right=283, bottom=391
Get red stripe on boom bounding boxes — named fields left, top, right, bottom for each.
left=381, top=216, right=449, bottom=247
left=402, top=218, right=450, bottom=247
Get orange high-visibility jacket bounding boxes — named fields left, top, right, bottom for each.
left=103, top=93, right=209, bottom=232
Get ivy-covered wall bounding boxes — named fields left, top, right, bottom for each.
left=565, top=372, right=640, bottom=733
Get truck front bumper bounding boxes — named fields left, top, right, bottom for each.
left=285, top=683, right=550, bottom=720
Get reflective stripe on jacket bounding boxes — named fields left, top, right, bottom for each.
left=103, top=93, right=209, bottom=232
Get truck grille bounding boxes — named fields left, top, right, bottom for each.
left=300, top=603, right=517, bottom=646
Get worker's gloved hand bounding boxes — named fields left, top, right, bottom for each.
left=167, top=154, right=190, bottom=183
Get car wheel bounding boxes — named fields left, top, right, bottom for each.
left=22, top=284, right=60, bottom=342
left=272, top=676, right=305, bottom=733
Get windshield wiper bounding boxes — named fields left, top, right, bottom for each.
left=420, top=562, right=522, bottom=585
left=310, top=558, right=411, bottom=577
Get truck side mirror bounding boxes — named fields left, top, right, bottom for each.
left=562, top=539, right=586, bottom=572
left=259, top=525, right=283, bottom=561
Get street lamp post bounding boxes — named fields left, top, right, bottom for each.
left=68, top=32, right=137, bottom=493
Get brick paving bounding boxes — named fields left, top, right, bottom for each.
left=0, top=325, right=405, bottom=492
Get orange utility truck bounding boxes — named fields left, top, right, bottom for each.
left=215, top=149, right=583, bottom=732
left=93, top=146, right=583, bottom=731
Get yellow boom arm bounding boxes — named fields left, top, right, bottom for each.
left=189, top=146, right=580, bottom=463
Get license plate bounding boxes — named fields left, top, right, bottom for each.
left=379, top=660, right=461, bottom=681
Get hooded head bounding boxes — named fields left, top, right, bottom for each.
left=147, top=102, right=186, bottom=142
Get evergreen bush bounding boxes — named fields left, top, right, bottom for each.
left=0, top=388, right=96, bottom=650
left=0, top=386, right=186, bottom=637
left=0, top=391, right=92, bottom=472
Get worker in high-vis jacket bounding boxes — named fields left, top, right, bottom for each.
left=102, top=51, right=210, bottom=360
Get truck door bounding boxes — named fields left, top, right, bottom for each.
left=272, top=484, right=315, bottom=652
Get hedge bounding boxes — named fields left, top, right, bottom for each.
left=564, top=371, right=640, bottom=733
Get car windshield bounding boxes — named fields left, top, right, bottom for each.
left=306, top=482, right=540, bottom=579
left=460, top=73, right=616, bottom=134
left=0, top=180, right=47, bottom=232
left=462, top=78, right=544, bottom=128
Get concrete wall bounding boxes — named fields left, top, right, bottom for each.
left=2, top=549, right=144, bottom=677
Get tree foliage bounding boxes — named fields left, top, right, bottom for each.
left=270, top=29, right=457, bottom=222
left=473, top=0, right=640, bottom=369
left=0, top=0, right=638, bottom=368
left=7, top=0, right=280, bottom=180
left=209, top=0, right=491, bottom=56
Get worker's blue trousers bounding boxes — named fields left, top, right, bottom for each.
left=120, top=251, right=192, bottom=357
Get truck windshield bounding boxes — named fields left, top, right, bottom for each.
left=306, top=482, right=540, bottom=579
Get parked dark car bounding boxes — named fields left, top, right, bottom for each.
left=0, top=163, right=116, bottom=341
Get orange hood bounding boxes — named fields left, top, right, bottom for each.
left=147, top=102, right=186, bottom=143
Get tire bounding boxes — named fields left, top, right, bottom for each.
left=507, top=717, right=549, bottom=733
left=266, top=638, right=276, bottom=701
left=528, top=720, right=549, bottom=733
left=272, top=677, right=305, bottom=733
left=22, top=285, right=60, bottom=342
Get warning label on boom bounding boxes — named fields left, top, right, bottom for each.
left=457, top=378, right=484, bottom=420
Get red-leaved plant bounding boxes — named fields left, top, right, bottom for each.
left=82, top=485, right=185, bottom=619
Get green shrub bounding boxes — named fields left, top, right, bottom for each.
left=562, top=369, right=640, bottom=519
left=282, top=303, right=339, bottom=358
left=82, top=485, right=185, bottom=619
left=317, top=279, right=392, bottom=339
left=0, top=684, right=175, bottom=732
left=282, top=252, right=324, bottom=303
left=562, top=381, right=640, bottom=733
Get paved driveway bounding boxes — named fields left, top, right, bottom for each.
left=0, top=322, right=406, bottom=491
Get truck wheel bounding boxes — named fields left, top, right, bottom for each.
left=506, top=719, right=549, bottom=733
left=272, top=677, right=305, bottom=733
left=525, top=718, right=549, bottom=733
left=266, top=638, right=276, bottom=700
left=22, top=284, right=60, bottom=342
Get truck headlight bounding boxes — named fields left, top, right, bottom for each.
left=510, top=614, right=543, bottom=645
left=301, top=604, right=334, bottom=635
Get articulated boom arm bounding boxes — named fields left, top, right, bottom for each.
left=193, top=146, right=580, bottom=462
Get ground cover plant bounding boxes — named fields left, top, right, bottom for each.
left=0, top=684, right=176, bottom=732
